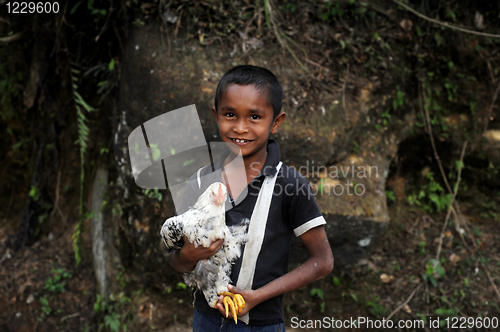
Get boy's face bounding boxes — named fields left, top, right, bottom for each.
left=212, top=84, right=285, bottom=160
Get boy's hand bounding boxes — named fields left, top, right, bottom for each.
left=180, top=236, right=224, bottom=263
left=171, top=236, right=224, bottom=273
left=216, top=285, right=258, bottom=320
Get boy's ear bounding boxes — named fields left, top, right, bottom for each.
left=270, top=112, right=286, bottom=134
left=212, top=107, right=219, bottom=121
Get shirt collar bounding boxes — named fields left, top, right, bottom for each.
left=259, top=139, right=281, bottom=177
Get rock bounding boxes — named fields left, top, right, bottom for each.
left=483, top=130, right=500, bottom=164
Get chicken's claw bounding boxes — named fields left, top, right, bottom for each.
left=220, top=291, right=245, bottom=323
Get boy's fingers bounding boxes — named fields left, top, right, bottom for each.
left=227, top=284, right=241, bottom=294
left=209, top=238, right=224, bottom=251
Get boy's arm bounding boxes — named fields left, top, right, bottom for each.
left=170, top=237, right=225, bottom=273
left=216, top=225, right=333, bottom=317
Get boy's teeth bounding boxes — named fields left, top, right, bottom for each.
left=235, top=139, right=248, bottom=143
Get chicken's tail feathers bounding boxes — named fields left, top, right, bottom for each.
left=160, top=216, right=184, bottom=252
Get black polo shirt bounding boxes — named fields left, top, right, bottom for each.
left=177, top=140, right=326, bottom=325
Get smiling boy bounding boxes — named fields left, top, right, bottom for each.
left=170, top=65, right=333, bottom=331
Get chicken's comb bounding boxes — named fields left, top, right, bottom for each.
left=218, top=183, right=224, bottom=199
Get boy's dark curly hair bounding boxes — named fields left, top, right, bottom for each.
left=214, top=65, right=283, bottom=119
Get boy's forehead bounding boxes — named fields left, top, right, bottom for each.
left=220, top=83, right=272, bottom=106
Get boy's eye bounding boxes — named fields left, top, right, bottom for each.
left=224, top=113, right=235, bottom=118
left=250, top=115, right=260, bottom=120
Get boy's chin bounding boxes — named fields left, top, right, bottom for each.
left=224, top=141, right=244, bottom=155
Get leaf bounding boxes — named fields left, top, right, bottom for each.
left=416, top=26, right=422, bottom=37
left=385, top=190, right=395, bottom=202
left=434, top=308, right=447, bottom=315
left=333, top=276, right=341, bottom=286
left=108, top=59, right=115, bottom=71
left=397, top=90, right=404, bottom=106
left=70, top=1, right=83, bottom=15
left=105, top=313, right=121, bottom=332
left=150, top=144, right=161, bottom=161
left=310, top=288, right=324, bottom=300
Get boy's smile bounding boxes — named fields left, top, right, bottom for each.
left=212, top=84, right=285, bottom=168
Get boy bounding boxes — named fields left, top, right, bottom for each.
left=170, top=65, right=333, bottom=331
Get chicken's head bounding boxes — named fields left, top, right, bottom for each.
left=208, top=182, right=227, bottom=206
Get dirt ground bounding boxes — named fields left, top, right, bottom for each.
left=1, top=199, right=499, bottom=332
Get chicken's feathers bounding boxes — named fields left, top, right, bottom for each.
left=160, top=183, right=249, bottom=308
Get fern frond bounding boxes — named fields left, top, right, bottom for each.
left=70, top=66, right=98, bottom=266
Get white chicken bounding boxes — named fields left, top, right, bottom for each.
left=160, top=182, right=248, bottom=323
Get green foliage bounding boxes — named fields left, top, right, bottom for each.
left=381, top=109, right=391, bottom=126
left=366, top=297, right=388, bottom=317
left=112, top=203, right=123, bottom=217
left=38, top=267, right=72, bottom=321
left=70, top=67, right=98, bottom=266
left=309, top=288, right=324, bottom=300
left=71, top=0, right=108, bottom=22
left=392, top=85, right=405, bottom=111
left=0, top=44, right=24, bottom=121
left=352, top=140, right=359, bottom=153
left=309, top=288, right=325, bottom=313
left=320, top=0, right=370, bottom=22
left=318, top=178, right=325, bottom=195
left=44, top=266, right=72, bottom=293
left=94, top=293, right=131, bottom=332
left=285, top=3, right=297, bottom=13
left=321, top=1, right=343, bottom=21
left=434, top=307, right=459, bottom=328
left=418, top=241, right=426, bottom=255
left=422, top=259, right=445, bottom=287
left=83, top=59, right=120, bottom=103
left=29, top=185, right=41, bottom=201
left=385, top=190, right=396, bottom=202
left=176, top=282, right=187, bottom=290
left=116, top=268, right=127, bottom=288
left=144, top=188, right=163, bottom=202
left=150, top=144, right=161, bottom=161
left=39, top=295, right=52, bottom=316
left=407, top=172, right=452, bottom=213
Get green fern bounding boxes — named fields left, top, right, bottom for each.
left=70, top=67, right=97, bottom=266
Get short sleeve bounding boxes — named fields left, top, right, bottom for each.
left=284, top=171, right=326, bottom=237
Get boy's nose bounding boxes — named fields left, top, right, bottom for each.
left=233, top=119, right=248, bottom=133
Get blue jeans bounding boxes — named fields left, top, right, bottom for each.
left=193, top=309, right=285, bottom=332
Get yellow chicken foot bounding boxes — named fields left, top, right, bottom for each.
left=220, top=291, right=245, bottom=324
